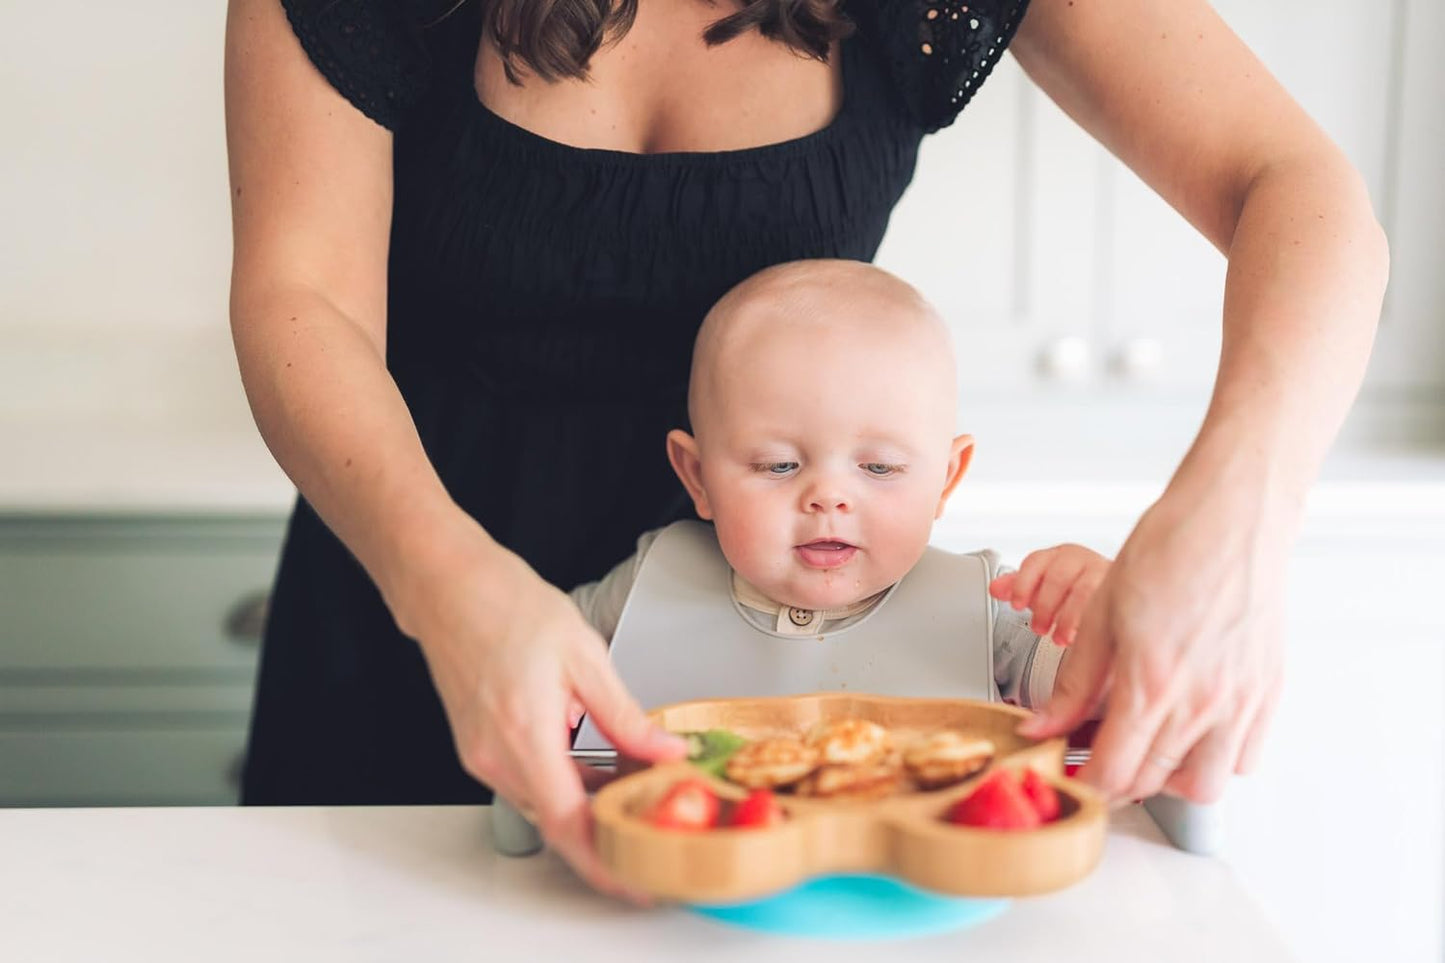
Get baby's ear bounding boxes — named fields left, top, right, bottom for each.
left=666, top=429, right=714, bottom=520
left=935, top=434, right=975, bottom=518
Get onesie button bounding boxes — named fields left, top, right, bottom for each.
left=788, top=607, right=815, bottom=627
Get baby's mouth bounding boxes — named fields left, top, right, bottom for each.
left=795, top=540, right=858, bottom=569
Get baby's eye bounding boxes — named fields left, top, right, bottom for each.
left=752, top=462, right=799, bottom=475
left=862, top=463, right=903, bottom=476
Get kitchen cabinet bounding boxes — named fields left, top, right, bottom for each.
left=877, top=0, right=1443, bottom=441
left=0, top=514, right=285, bottom=806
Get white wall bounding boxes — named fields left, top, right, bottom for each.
left=1, top=1, right=1441, bottom=451
left=0, top=2, right=247, bottom=433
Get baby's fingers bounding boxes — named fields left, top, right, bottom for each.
left=1020, top=555, right=1088, bottom=636
left=1004, top=552, right=1054, bottom=612
left=988, top=572, right=1017, bottom=601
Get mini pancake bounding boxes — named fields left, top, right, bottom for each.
left=724, top=738, right=821, bottom=789
left=804, top=718, right=892, bottom=766
left=902, top=730, right=995, bottom=790
left=795, top=759, right=905, bottom=800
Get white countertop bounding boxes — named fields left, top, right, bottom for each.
left=0, top=804, right=1293, bottom=962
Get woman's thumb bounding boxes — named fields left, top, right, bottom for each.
left=571, top=652, right=687, bottom=762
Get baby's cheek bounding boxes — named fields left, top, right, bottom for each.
left=876, top=498, right=939, bottom=575
left=713, top=514, right=770, bottom=577
left=733, top=522, right=801, bottom=596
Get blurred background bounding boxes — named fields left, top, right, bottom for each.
left=0, top=2, right=1441, bottom=961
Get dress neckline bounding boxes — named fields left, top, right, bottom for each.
left=464, top=38, right=859, bottom=167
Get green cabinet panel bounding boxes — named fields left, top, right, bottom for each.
left=0, top=513, right=286, bottom=806
left=0, top=514, right=285, bottom=677
left=0, top=726, right=251, bottom=806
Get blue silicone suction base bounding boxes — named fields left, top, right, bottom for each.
left=687, top=873, right=1010, bottom=939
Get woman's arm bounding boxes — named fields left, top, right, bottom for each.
left=224, top=0, right=681, bottom=894
left=1008, top=0, right=1389, bottom=803
left=225, top=0, right=459, bottom=598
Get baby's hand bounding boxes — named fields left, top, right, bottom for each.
left=988, top=544, right=1111, bottom=646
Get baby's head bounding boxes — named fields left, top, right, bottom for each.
left=667, top=259, right=973, bottom=611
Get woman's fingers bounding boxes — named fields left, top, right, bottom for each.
left=1017, top=597, right=1113, bottom=740
left=569, top=640, right=688, bottom=764
left=575, top=761, right=621, bottom=794
left=1160, top=692, right=1259, bottom=804
left=1121, top=703, right=1216, bottom=803
left=497, top=678, right=654, bottom=903
left=1065, top=613, right=1185, bottom=802
left=1234, top=685, right=1280, bottom=775
left=519, top=728, right=640, bottom=901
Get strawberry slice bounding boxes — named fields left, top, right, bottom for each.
left=729, top=789, right=786, bottom=830
left=1020, top=768, right=1062, bottom=822
left=646, top=777, right=720, bottom=831
left=946, top=769, right=1043, bottom=830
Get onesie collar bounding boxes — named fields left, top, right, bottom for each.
left=730, top=569, right=888, bottom=635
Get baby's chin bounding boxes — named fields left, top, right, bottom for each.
left=754, top=573, right=894, bottom=613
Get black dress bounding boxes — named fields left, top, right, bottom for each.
left=242, top=0, right=1030, bottom=805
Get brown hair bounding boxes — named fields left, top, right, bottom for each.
left=428, top=0, right=854, bottom=84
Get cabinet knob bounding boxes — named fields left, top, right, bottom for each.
left=224, top=590, right=270, bottom=645
left=1111, top=337, right=1164, bottom=381
left=1036, top=335, right=1093, bottom=384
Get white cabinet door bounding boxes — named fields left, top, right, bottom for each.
left=1367, top=0, right=1445, bottom=400
left=877, top=1, right=1437, bottom=421
left=1105, top=0, right=1399, bottom=397
left=877, top=58, right=1109, bottom=396
left=876, top=60, right=1044, bottom=394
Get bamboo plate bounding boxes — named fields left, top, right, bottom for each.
left=592, top=692, right=1107, bottom=904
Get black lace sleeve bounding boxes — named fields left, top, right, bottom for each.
left=868, top=0, right=1030, bottom=133
left=280, top=0, right=434, bottom=131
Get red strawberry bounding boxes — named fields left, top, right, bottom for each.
left=946, top=769, right=1043, bottom=830
left=729, top=789, right=786, bottom=830
left=647, top=778, right=720, bottom=831
left=1020, top=768, right=1062, bottom=822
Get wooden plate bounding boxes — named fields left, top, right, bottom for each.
left=592, top=692, right=1107, bottom=903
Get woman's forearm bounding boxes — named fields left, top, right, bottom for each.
left=1167, top=152, right=1390, bottom=526
left=231, top=287, right=496, bottom=626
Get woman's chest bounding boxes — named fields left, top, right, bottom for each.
left=386, top=20, right=924, bottom=314
left=471, top=0, right=843, bottom=155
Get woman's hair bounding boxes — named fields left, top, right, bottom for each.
left=427, top=0, right=854, bottom=84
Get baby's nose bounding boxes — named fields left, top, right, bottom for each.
left=803, top=482, right=851, bottom=513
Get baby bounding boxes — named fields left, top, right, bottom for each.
left=569, top=259, right=1108, bottom=751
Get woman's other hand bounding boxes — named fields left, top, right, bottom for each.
left=1017, top=482, right=1288, bottom=807
left=383, top=521, right=688, bottom=901
left=988, top=543, right=1112, bottom=647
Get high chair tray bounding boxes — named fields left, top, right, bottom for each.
left=592, top=692, right=1107, bottom=904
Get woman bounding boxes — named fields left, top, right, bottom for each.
left=223, top=0, right=1388, bottom=899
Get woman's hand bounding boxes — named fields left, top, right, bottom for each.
left=989, top=543, right=1112, bottom=647
left=1017, top=484, right=1289, bottom=806
left=383, top=522, right=687, bottom=902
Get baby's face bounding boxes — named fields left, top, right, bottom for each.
left=677, top=310, right=967, bottom=612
